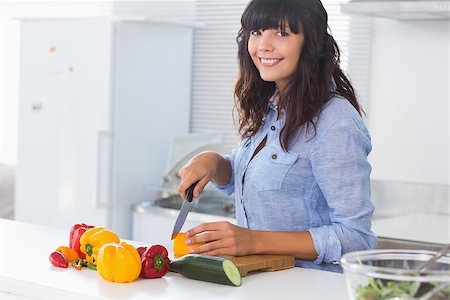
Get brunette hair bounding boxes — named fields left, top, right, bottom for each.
left=234, top=0, right=362, bottom=151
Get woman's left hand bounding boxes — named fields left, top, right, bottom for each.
left=184, top=221, right=254, bottom=256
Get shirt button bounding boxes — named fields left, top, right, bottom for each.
left=271, top=154, right=277, bottom=160
left=270, top=125, right=276, bottom=131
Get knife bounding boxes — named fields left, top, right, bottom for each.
left=171, top=181, right=199, bottom=240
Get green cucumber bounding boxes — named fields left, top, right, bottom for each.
left=169, top=254, right=241, bottom=287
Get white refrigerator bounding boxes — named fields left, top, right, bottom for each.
left=15, top=17, right=194, bottom=238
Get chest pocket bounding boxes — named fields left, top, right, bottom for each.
left=250, top=145, right=299, bottom=191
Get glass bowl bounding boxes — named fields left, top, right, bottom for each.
left=340, top=249, right=450, bottom=300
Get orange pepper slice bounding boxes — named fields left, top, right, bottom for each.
left=173, top=232, right=205, bottom=258
left=56, top=246, right=80, bottom=262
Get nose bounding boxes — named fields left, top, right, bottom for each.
left=258, top=32, right=274, bottom=52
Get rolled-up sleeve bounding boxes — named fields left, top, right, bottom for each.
left=210, top=149, right=237, bottom=196
left=307, top=117, right=377, bottom=264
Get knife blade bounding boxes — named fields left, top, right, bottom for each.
left=171, top=181, right=198, bottom=240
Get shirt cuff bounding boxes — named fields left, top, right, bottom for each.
left=308, top=225, right=342, bottom=265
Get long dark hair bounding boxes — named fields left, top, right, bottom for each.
left=234, top=0, right=362, bottom=151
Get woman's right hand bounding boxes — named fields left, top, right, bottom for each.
left=177, top=151, right=223, bottom=199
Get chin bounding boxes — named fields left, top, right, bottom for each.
left=258, top=73, right=278, bottom=83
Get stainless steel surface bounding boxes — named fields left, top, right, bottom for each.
left=171, top=182, right=197, bottom=240
left=375, top=237, right=444, bottom=251
left=133, top=189, right=235, bottom=218
left=375, top=237, right=446, bottom=252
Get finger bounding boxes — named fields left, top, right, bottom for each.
left=189, top=239, right=230, bottom=254
left=203, top=249, right=232, bottom=256
left=177, top=166, right=185, bottom=178
left=177, top=180, right=188, bottom=199
left=193, top=176, right=209, bottom=199
left=185, top=221, right=230, bottom=237
left=187, top=230, right=224, bottom=245
left=185, top=223, right=207, bottom=238
left=177, top=163, right=196, bottom=198
left=177, top=176, right=200, bottom=200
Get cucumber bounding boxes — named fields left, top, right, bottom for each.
left=169, top=254, right=241, bottom=287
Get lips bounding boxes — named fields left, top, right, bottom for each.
left=259, top=58, right=283, bottom=67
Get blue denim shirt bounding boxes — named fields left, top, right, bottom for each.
left=213, top=95, right=377, bottom=272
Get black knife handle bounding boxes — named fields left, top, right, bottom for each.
left=185, top=181, right=199, bottom=202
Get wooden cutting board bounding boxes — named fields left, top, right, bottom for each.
left=223, top=255, right=295, bottom=277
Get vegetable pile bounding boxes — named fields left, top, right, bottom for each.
left=356, top=278, right=450, bottom=300
left=49, top=224, right=242, bottom=286
left=48, top=223, right=170, bottom=283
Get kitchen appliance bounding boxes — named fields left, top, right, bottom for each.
left=15, top=17, right=194, bottom=238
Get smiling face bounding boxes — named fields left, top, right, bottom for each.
left=248, top=25, right=305, bottom=92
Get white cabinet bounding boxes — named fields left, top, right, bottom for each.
left=16, top=18, right=193, bottom=238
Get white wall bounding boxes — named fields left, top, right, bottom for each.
left=368, top=18, right=449, bottom=185
left=0, top=1, right=113, bottom=165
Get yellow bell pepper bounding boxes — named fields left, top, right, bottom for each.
left=97, top=241, right=142, bottom=283
left=79, top=227, right=120, bottom=265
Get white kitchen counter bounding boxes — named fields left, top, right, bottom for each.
left=0, top=219, right=349, bottom=300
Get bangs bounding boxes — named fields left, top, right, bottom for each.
left=241, top=0, right=302, bottom=34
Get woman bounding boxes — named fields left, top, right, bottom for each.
left=177, top=0, right=377, bottom=272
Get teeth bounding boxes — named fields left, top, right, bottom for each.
left=260, top=58, right=281, bottom=66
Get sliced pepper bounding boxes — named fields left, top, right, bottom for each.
left=49, top=251, right=68, bottom=268
left=173, top=232, right=204, bottom=258
left=79, top=227, right=120, bottom=265
left=97, top=242, right=142, bottom=283
left=56, top=246, right=79, bottom=262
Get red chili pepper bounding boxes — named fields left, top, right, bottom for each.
left=49, top=251, right=68, bottom=268
left=139, top=245, right=170, bottom=279
left=69, top=223, right=94, bottom=259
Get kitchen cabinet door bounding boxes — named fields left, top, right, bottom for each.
left=16, top=19, right=112, bottom=229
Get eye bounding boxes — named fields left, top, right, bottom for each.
left=276, top=31, right=289, bottom=37
left=250, top=30, right=261, bottom=36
